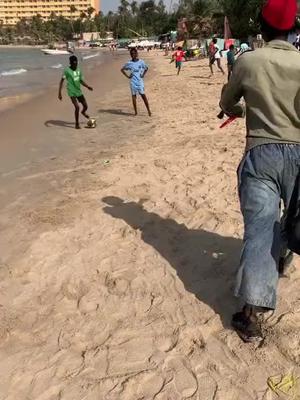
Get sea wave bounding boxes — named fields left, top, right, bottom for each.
left=1, top=68, right=28, bottom=77
left=51, top=63, right=63, bottom=69
left=83, top=53, right=99, bottom=60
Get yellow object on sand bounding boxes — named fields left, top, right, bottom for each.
left=267, top=374, right=299, bottom=398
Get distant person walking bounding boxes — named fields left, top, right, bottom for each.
left=58, top=55, right=93, bottom=129
left=209, top=38, right=225, bottom=76
left=121, top=48, right=151, bottom=117
left=171, top=46, right=185, bottom=75
left=227, top=44, right=236, bottom=81
left=237, top=42, right=251, bottom=56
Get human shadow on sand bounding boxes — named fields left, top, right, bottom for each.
left=192, top=75, right=212, bottom=79
left=102, top=196, right=242, bottom=328
left=45, top=120, right=75, bottom=129
left=98, top=109, right=134, bottom=117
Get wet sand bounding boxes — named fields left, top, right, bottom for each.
left=1, top=52, right=300, bottom=400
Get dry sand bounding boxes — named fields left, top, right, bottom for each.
left=1, top=52, right=300, bottom=400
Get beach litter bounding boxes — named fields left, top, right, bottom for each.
left=267, top=374, right=299, bottom=398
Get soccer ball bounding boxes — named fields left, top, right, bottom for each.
left=87, top=118, right=96, bottom=128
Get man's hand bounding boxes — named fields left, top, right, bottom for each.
left=88, top=86, right=93, bottom=91
left=58, top=93, right=62, bottom=101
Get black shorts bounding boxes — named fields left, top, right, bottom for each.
left=70, top=95, right=86, bottom=103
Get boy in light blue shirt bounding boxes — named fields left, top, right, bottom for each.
left=121, top=48, right=152, bottom=116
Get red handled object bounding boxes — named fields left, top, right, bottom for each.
left=219, top=115, right=237, bottom=128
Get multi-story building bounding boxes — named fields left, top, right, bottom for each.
left=0, top=0, right=100, bottom=25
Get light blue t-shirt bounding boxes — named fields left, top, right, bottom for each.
left=240, top=43, right=250, bottom=53
left=123, top=59, right=148, bottom=91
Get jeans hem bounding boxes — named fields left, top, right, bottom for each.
left=234, top=293, right=276, bottom=310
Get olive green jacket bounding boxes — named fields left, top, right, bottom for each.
left=220, top=40, right=300, bottom=150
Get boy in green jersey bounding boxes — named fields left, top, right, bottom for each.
left=58, top=55, right=93, bottom=129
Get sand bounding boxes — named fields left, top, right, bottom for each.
left=1, top=51, right=300, bottom=400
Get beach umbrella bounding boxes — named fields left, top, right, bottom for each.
left=224, top=16, right=232, bottom=40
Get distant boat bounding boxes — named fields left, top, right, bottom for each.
left=41, top=49, right=71, bottom=55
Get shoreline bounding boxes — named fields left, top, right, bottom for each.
left=0, top=44, right=45, bottom=48
left=0, top=49, right=138, bottom=202
left=0, top=47, right=113, bottom=113
left=0, top=91, right=42, bottom=113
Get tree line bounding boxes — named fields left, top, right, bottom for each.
left=0, top=0, right=274, bottom=45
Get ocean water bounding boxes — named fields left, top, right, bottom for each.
left=0, top=47, right=103, bottom=98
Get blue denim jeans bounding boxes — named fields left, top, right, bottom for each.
left=236, top=144, right=300, bottom=309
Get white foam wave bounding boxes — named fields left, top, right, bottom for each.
left=1, top=68, right=27, bottom=77
left=83, top=53, right=99, bottom=60
left=51, top=63, right=63, bottom=69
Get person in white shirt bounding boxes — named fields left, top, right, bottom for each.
left=209, top=38, right=225, bottom=75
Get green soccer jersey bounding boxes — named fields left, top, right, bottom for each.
left=63, top=67, right=83, bottom=97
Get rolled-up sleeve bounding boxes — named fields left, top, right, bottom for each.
left=220, top=57, right=246, bottom=118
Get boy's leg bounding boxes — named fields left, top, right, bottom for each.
left=177, top=62, right=181, bottom=75
left=209, top=58, right=214, bottom=75
left=217, top=59, right=225, bottom=75
left=227, top=65, right=232, bottom=81
left=132, top=95, right=138, bottom=115
left=78, top=95, right=90, bottom=119
left=70, top=97, right=80, bottom=129
left=141, top=94, right=151, bottom=117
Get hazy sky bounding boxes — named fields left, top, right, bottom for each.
left=102, top=0, right=173, bottom=14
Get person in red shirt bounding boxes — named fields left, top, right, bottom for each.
left=171, top=46, right=185, bottom=75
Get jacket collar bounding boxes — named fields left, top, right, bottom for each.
left=266, top=40, right=299, bottom=52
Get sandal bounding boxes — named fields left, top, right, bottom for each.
left=232, top=306, right=264, bottom=343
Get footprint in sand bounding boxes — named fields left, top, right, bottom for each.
left=104, top=273, right=129, bottom=296
left=197, top=372, right=218, bottom=400
left=166, top=357, right=198, bottom=398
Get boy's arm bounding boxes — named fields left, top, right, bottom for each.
left=58, top=78, right=64, bottom=100
left=80, top=79, right=93, bottom=91
left=121, top=66, right=131, bottom=79
left=141, top=66, right=148, bottom=78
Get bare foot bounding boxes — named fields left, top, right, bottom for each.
left=82, top=112, right=90, bottom=119
left=75, top=124, right=81, bottom=129
left=148, top=111, right=152, bottom=117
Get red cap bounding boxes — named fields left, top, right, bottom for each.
left=262, top=0, right=297, bottom=30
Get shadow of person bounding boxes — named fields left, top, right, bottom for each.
left=98, top=109, right=134, bottom=117
left=44, top=120, right=75, bottom=129
left=102, top=196, right=242, bottom=328
left=191, top=75, right=213, bottom=79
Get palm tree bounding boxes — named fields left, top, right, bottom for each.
left=219, top=0, right=263, bottom=38
left=130, top=1, right=138, bottom=16
left=69, top=5, right=77, bottom=35
left=86, top=6, right=95, bottom=18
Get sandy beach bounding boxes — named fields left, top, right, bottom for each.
left=1, top=51, right=300, bottom=400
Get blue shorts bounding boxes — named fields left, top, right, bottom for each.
left=130, top=83, right=145, bottom=96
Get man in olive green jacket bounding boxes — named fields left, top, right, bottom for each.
left=220, top=0, right=300, bottom=342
